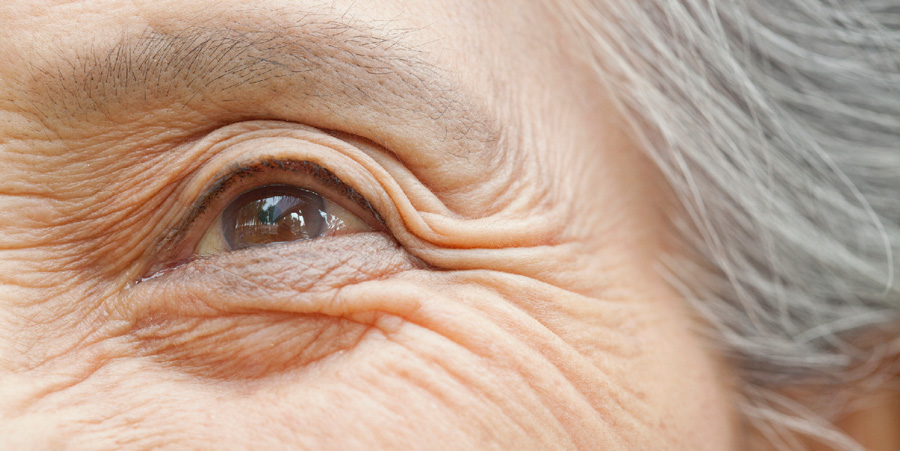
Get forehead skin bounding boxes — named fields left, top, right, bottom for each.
left=0, top=0, right=736, bottom=449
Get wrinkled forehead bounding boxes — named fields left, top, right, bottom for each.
left=0, top=0, right=573, bottom=133
left=0, top=0, right=605, bottom=191
left=2, top=2, right=502, bottom=153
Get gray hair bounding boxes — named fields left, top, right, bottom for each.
left=552, top=0, right=900, bottom=449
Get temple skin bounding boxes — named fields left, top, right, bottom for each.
left=0, top=0, right=737, bottom=449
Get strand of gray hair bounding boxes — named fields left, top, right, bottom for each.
left=551, top=0, right=900, bottom=449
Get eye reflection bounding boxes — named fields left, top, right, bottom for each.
left=224, top=186, right=328, bottom=250
left=195, top=183, right=372, bottom=256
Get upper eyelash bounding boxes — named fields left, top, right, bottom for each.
left=157, top=159, right=383, bottom=256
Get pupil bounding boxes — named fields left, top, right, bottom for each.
left=223, top=185, right=327, bottom=250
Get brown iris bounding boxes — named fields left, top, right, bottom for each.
left=222, top=185, right=327, bottom=250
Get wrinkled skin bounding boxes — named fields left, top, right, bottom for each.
left=0, top=1, right=737, bottom=449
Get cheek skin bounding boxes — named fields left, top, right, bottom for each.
left=5, top=236, right=732, bottom=450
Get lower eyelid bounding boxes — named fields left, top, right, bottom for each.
left=133, top=232, right=415, bottom=297
left=122, top=233, right=421, bottom=379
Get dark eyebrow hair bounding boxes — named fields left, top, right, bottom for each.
left=21, top=9, right=500, bottom=156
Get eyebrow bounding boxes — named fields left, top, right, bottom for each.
left=21, top=8, right=500, bottom=159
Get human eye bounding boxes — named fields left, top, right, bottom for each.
left=196, top=183, right=371, bottom=256
left=164, top=159, right=383, bottom=267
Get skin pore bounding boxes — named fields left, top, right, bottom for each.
left=0, top=0, right=737, bottom=449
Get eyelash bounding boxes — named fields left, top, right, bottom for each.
left=152, top=159, right=383, bottom=272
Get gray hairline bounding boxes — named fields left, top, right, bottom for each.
left=550, top=1, right=900, bottom=449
